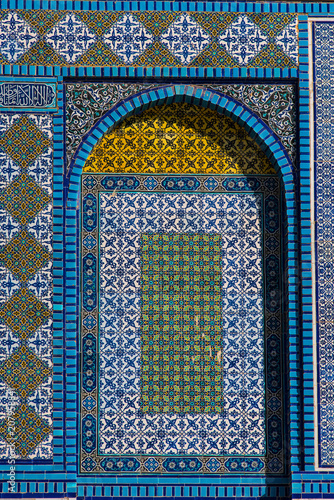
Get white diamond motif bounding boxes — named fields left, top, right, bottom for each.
left=103, top=14, right=153, bottom=64
left=45, top=13, right=96, bottom=64
left=160, top=14, right=211, bottom=65
left=275, top=18, right=298, bottom=65
left=0, top=12, right=38, bottom=63
left=218, top=14, right=268, bottom=66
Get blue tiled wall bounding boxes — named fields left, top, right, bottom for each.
left=0, top=3, right=332, bottom=499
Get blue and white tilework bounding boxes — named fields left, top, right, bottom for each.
left=0, top=10, right=298, bottom=69
left=45, top=13, right=97, bottom=63
left=80, top=174, right=284, bottom=474
left=160, top=14, right=211, bottom=65
left=314, top=21, right=334, bottom=468
left=99, top=192, right=265, bottom=456
left=218, top=15, right=268, bottom=65
left=0, top=114, right=53, bottom=460
left=103, top=14, right=154, bottom=64
left=0, top=12, right=38, bottom=63
left=275, top=17, right=298, bottom=65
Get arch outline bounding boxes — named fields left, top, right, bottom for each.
left=65, top=83, right=301, bottom=474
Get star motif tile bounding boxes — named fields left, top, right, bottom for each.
left=0, top=115, right=50, bottom=169
left=82, top=396, right=96, bottom=411
left=0, top=345, right=50, bottom=399
left=0, top=229, right=50, bottom=283
left=0, top=172, right=50, bottom=225
left=0, top=12, right=39, bottom=63
left=0, top=287, right=51, bottom=339
left=160, top=14, right=211, bottom=65
left=218, top=15, right=268, bottom=66
left=45, top=13, right=97, bottom=63
left=0, top=403, right=51, bottom=457
left=0, top=266, right=20, bottom=305
left=275, top=18, right=298, bottom=65
left=103, top=14, right=154, bottom=64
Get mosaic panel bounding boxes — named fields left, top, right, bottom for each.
left=83, top=103, right=276, bottom=175
left=80, top=173, right=284, bottom=475
left=314, top=22, right=334, bottom=467
left=66, top=84, right=296, bottom=171
left=140, top=233, right=223, bottom=414
left=0, top=11, right=298, bottom=69
left=0, top=114, right=52, bottom=460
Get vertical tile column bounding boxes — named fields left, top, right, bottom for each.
left=313, top=20, right=334, bottom=469
left=0, top=113, right=53, bottom=460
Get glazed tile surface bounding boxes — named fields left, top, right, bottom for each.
left=0, top=114, right=53, bottom=460
left=66, top=83, right=296, bottom=171
left=140, top=232, right=223, bottom=414
left=314, top=22, right=334, bottom=467
left=0, top=0, right=328, bottom=496
left=80, top=173, right=283, bottom=474
left=79, top=105, right=284, bottom=474
left=0, top=10, right=298, bottom=69
left=83, top=103, right=276, bottom=175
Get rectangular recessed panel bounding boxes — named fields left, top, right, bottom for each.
left=97, top=191, right=265, bottom=456
left=140, top=233, right=223, bottom=414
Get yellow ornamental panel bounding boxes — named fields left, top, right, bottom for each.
left=84, top=103, right=276, bottom=175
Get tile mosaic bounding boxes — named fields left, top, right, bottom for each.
left=79, top=102, right=285, bottom=476
left=160, top=14, right=211, bottom=64
left=0, top=114, right=53, bottom=461
left=274, top=17, right=298, bottom=64
left=218, top=14, right=269, bottom=65
left=80, top=173, right=283, bottom=474
left=83, top=103, right=276, bottom=175
left=66, top=83, right=296, bottom=172
left=140, top=232, right=223, bottom=414
left=314, top=21, right=334, bottom=468
left=0, top=2, right=308, bottom=493
left=103, top=14, right=154, bottom=64
left=0, top=12, right=38, bottom=63
left=45, top=13, right=97, bottom=63
left=0, top=10, right=298, bottom=69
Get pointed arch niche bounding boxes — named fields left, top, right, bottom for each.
left=68, top=86, right=298, bottom=476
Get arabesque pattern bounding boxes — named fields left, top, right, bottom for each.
left=83, top=103, right=276, bottom=175
left=314, top=21, right=334, bottom=468
left=0, top=10, right=297, bottom=68
left=66, top=83, right=296, bottom=170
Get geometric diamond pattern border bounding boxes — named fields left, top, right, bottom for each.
left=0, top=113, right=52, bottom=460
left=0, top=10, right=298, bottom=69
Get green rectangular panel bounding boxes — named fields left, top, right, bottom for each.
left=140, top=233, right=223, bottom=414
